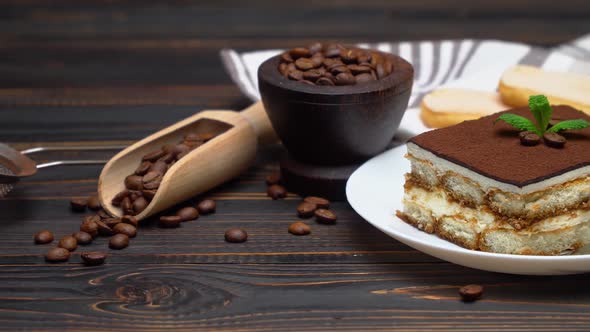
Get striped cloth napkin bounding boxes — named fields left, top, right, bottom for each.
left=221, top=34, right=590, bottom=138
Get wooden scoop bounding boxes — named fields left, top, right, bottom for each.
left=98, top=101, right=275, bottom=220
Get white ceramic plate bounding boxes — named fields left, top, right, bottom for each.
left=346, top=144, right=590, bottom=275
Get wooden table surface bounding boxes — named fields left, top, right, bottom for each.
left=1, top=1, right=590, bottom=331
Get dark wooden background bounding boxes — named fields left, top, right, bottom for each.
left=1, top=1, right=590, bottom=331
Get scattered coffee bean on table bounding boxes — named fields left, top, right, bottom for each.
left=46, top=247, right=70, bottom=262
left=315, top=209, right=337, bottom=224
left=34, top=230, right=54, bottom=244
left=296, top=202, right=317, bottom=218
left=109, top=234, right=130, bottom=250
left=159, top=215, right=182, bottom=228
left=87, top=195, right=101, bottom=211
left=177, top=206, right=199, bottom=222
left=197, top=199, right=216, bottom=215
left=288, top=222, right=311, bottom=236
left=80, top=217, right=99, bottom=238
left=70, top=198, right=87, bottom=212
left=225, top=228, right=248, bottom=243
left=96, top=220, right=114, bottom=236
left=58, top=235, right=78, bottom=251
left=459, top=284, right=484, bottom=302
left=81, top=252, right=107, bottom=266
left=265, top=172, right=281, bottom=185
left=304, top=196, right=330, bottom=209
left=72, top=231, right=93, bottom=245
left=121, top=215, right=139, bottom=227
left=113, top=223, right=137, bottom=238
left=267, top=184, right=287, bottom=200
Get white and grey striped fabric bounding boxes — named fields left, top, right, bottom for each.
left=221, top=34, right=590, bottom=137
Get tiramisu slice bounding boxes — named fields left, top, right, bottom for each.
left=397, top=96, right=590, bottom=255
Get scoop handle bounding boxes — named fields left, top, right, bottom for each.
left=241, top=101, right=278, bottom=145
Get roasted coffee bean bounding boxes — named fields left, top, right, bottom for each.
left=150, top=160, right=168, bottom=174
left=370, top=52, right=383, bottom=67
left=159, top=153, right=175, bottom=163
left=288, top=222, right=311, bottom=236
left=121, top=196, right=133, bottom=215
left=135, top=161, right=152, bottom=176
left=96, top=220, right=114, bottom=236
left=128, top=191, right=142, bottom=201
left=80, top=219, right=99, bottom=238
left=310, top=54, right=324, bottom=67
left=288, top=70, right=303, bottom=81
left=267, top=184, right=287, bottom=200
left=177, top=207, right=199, bottom=222
left=176, top=150, right=189, bottom=160
left=316, top=77, right=335, bottom=86
left=330, top=65, right=350, bottom=75
left=280, top=52, right=293, bottom=63
left=383, top=60, right=393, bottom=75
left=34, top=230, right=54, bottom=244
left=58, top=235, right=78, bottom=251
left=121, top=215, right=139, bottom=227
left=111, top=189, right=129, bottom=206
left=46, top=247, right=70, bottom=263
left=81, top=252, right=106, bottom=266
left=324, top=44, right=343, bottom=58
left=265, top=172, right=281, bottom=185
left=315, top=208, right=337, bottom=224
left=308, top=42, right=323, bottom=54
left=142, top=189, right=157, bottom=201
left=302, top=69, right=323, bottom=82
left=519, top=131, right=541, bottom=146
left=72, top=231, right=93, bottom=245
left=103, top=217, right=121, bottom=228
left=225, top=228, right=248, bottom=243
left=304, top=196, right=330, bottom=209
left=113, top=223, right=137, bottom=238
left=132, top=197, right=149, bottom=214
left=459, top=284, right=483, bottom=302
left=544, top=132, right=566, bottom=148
left=159, top=215, right=182, bottom=228
left=197, top=132, right=216, bottom=141
left=348, top=64, right=372, bottom=75
left=297, top=202, right=317, bottom=218
left=109, top=234, right=130, bottom=250
left=289, top=47, right=310, bottom=59
left=295, top=58, right=316, bottom=71
left=142, top=149, right=165, bottom=162
left=355, top=73, right=375, bottom=84
left=124, top=175, right=144, bottom=191
left=334, top=72, right=356, bottom=86
left=340, top=48, right=358, bottom=64
left=97, top=209, right=111, bottom=219
left=279, top=62, right=289, bottom=76
left=197, top=199, right=216, bottom=215
left=142, top=171, right=162, bottom=190
left=70, top=198, right=87, bottom=212
left=84, top=215, right=101, bottom=223
left=87, top=196, right=101, bottom=211
left=357, top=53, right=372, bottom=64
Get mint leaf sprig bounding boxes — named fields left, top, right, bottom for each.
left=494, top=95, right=590, bottom=136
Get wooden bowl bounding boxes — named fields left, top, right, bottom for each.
left=258, top=50, right=414, bottom=165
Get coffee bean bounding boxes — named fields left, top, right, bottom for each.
left=142, top=149, right=165, bottom=162
left=324, top=44, right=343, bottom=58
left=334, top=72, right=356, bottom=86
left=124, top=175, right=144, bottom=191
left=315, top=208, right=337, bottom=224
left=279, top=62, right=289, bottom=76
left=265, top=172, right=281, bottom=185
left=159, top=153, right=175, bottom=164
left=295, top=58, right=316, bottom=71
left=97, top=209, right=111, bottom=219
left=111, top=189, right=129, bottom=207
left=316, top=77, right=335, bottom=86
left=142, top=189, right=157, bottom=201
left=340, top=49, right=358, bottom=64
left=142, top=171, right=162, bottom=189
left=103, top=217, right=121, bottom=228
left=173, top=144, right=191, bottom=156
left=197, top=199, right=216, bottom=215
left=330, top=65, right=350, bottom=75
left=519, top=131, right=541, bottom=146
left=544, top=132, right=566, bottom=148
left=46, top=247, right=70, bottom=263
left=72, top=231, right=93, bottom=245
left=95, top=220, right=114, bottom=236
left=348, top=64, right=372, bottom=75
left=355, top=73, right=375, bottom=84
left=135, top=161, right=152, bottom=176
left=280, top=52, right=293, bottom=63
left=288, top=222, right=311, bottom=236
left=113, top=223, right=137, bottom=238
left=70, top=198, right=87, bottom=212
left=80, top=219, right=99, bottom=238
left=81, top=252, right=106, bottom=266
left=121, top=215, right=139, bottom=227
left=34, top=230, right=54, bottom=244
left=267, top=184, right=287, bottom=200
left=296, top=202, right=317, bottom=218
left=121, top=196, right=133, bottom=215
left=87, top=196, right=101, bottom=211
left=302, top=69, right=323, bottom=82
left=177, top=207, right=199, bottom=222
left=159, top=215, right=182, bottom=228
left=304, top=196, right=330, bottom=209
left=132, top=197, right=149, bottom=214
left=288, top=70, right=303, bottom=81
left=150, top=160, right=168, bottom=174
left=129, top=190, right=142, bottom=201
left=459, top=284, right=483, bottom=302
left=370, top=52, right=383, bottom=67
left=310, top=54, right=324, bottom=67
left=289, top=47, right=310, bottom=59
left=109, top=234, right=130, bottom=250
left=225, top=228, right=247, bottom=243
left=308, top=42, right=323, bottom=54
left=58, top=235, right=78, bottom=251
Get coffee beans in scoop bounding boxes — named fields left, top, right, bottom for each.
left=279, top=43, right=394, bottom=86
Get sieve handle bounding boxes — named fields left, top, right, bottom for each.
left=36, top=160, right=108, bottom=169
left=21, top=145, right=127, bottom=155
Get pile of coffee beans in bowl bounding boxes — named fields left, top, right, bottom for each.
left=278, top=42, right=393, bottom=86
